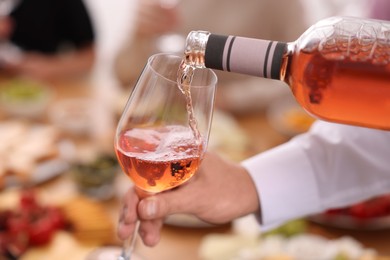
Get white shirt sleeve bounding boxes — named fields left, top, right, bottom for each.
left=241, top=120, right=390, bottom=230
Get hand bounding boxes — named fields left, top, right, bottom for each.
left=2, top=46, right=95, bottom=82
left=117, top=152, right=260, bottom=247
left=135, top=0, right=180, bottom=37
left=4, top=53, right=59, bottom=81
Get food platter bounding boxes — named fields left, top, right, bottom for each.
left=309, top=194, right=390, bottom=230
left=0, top=120, right=74, bottom=189
left=4, top=152, right=71, bottom=188
left=309, top=213, right=390, bottom=230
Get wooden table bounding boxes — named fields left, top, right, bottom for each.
left=1, top=79, right=389, bottom=259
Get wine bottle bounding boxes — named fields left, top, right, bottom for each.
left=184, top=16, right=390, bottom=130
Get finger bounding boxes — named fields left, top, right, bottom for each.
left=137, top=184, right=196, bottom=220
left=121, top=188, right=140, bottom=224
left=117, top=220, right=138, bottom=241
left=138, top=218, right=164, bottom=247
left=117, top=188, right=140, bottom=240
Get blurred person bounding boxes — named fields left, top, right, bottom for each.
left=114, top=0, right=307, bottom=113
left=0, top=0, right=95, bottom=82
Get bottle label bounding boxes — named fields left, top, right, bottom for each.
left=205, top=34, right=286, bottom=79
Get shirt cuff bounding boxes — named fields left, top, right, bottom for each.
left=242, top=140, right=321, bottom=229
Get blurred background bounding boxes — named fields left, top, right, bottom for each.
left=1, top=0, right=390, bottom=259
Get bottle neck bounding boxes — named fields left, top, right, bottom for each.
left=185, top=31, right=288, bottom=80
left=204, top=34, right=287, bottom=80
left=184, top=31, right=210, bottom=68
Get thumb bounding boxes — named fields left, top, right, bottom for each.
left=137, top=189, right=192, bottom=220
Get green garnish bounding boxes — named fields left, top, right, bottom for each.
left=0, top=79, right=46, bottom=101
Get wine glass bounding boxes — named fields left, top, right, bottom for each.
left=88, top=53, right=217, bottom=260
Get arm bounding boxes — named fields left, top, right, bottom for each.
left=4, top=44, right=95, bottom=81
left=118, top=121, right=390, bottom=246
left=10, top=44, right=94, bottom=81
left=243, top=121, right=390, bottom=229
left=118, top=152, right=259, bottom=246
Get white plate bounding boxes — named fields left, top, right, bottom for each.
left=309, top=213, right=390, bottom=230
left=4, top=139, right=74, bottom=188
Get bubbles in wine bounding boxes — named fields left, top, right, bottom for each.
left=171, top=161, right=192, bottom=179
left=119, top=125, right=200, bottom=161
left=122, top=128, right=160, bottom=153
left=116, top=125, right=202, bottom=192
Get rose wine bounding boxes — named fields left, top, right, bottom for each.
left=185, top=17, right=390, bottom=130
left=177, top=60, right=202, bottom=142
left=287, top=43, right=390, bottom=129
left=115, top=125, right=202, bottom=193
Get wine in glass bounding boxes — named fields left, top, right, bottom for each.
left=89, top=53, right=217, bottom=260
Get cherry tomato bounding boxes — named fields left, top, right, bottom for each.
left=46, top=207, right=66, bottom=230
left=28, top=216, right=56, bottom=246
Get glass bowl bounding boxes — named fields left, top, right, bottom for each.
left=0, top=77, right=52, bottom=118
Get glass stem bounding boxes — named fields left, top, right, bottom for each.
left=118, top=220, right=140, bottom=260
